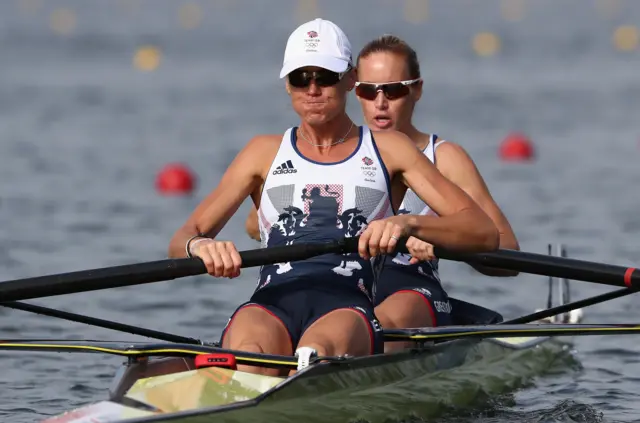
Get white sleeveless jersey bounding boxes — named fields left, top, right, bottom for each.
left=388, top=134, right=445, bottom=277
left=255, top=126, right=393, bottom=301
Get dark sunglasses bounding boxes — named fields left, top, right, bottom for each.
left=354, top=79, right=422, bottom=100
left=287, top=68, right=350, bottom=88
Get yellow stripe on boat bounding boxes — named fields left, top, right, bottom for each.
left=0, top=343, right=297, bottom=367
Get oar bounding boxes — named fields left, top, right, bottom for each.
left=0, top=237, right=360, bottom=302
left=383, top=322, right=640, bottom=342
left=2, top=301, right=201, bottom=344
left=502, top=288, right=634, bottom=325
left=433, top=247, right=640, bottom=289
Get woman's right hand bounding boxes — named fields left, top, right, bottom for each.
left=405, top=236, right=436, bottom=264
left=189, top=238, right=242, bottom=278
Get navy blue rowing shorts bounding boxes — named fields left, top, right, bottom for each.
left=220, top=286, right=384, bottom=354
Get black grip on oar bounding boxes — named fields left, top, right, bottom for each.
left=240, top=236, right=408, bottom=266
left=333, top=235, right=409, bottom=256
left=240, top=238, right=348, bottom=267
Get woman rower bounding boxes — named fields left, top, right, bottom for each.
left=169, top=20, right=499, bottom=376
left=355, top=35, right=520, bottom=352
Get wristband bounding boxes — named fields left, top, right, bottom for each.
left=185, top=234, right=205, bottom=258
left=188, top=238, right=209, bottom=257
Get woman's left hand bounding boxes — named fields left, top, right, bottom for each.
left=358, top=215, right=413, bottom=259
left=406, top=236, right=436, bottom=264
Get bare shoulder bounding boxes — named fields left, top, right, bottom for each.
left=233, top=134, right=282, bottom=173
left=434, top=140, right=483, bottom=179
left=435, top=140, right=474, bottom=160
left=244, top=134, right=282, bottom=155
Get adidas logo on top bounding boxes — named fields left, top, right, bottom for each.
left=272, top=160, right=297, bottom=175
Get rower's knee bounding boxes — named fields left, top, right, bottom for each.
left=233, top=340, right=265, bottom=354
left=232, top=341, right=283, bottom=376
left=375, top=291, right=434, bottom=329
left=298, top=309, right=373, bottom=358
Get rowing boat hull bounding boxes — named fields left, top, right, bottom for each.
left=43, top=334, right=576, bottom=423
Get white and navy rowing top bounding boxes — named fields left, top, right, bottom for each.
left=386, top=134, right=445, bottom=281
left=255, top=126, right=393, bottom=301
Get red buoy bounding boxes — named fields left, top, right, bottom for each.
left=499, top=133, right=535, bottom=162
left=155, top=163, right=196, bottom=195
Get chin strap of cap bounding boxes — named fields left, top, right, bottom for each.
left=295, top=346, right=318, bottom=370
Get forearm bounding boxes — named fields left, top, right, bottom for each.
left=245, top=207, right=261, bottom=241
left=166, top=136, right=273, bottom=258
left=407, top=210, right=499, bottom=253
left=469, top=231, right=520, bottom=276
left=168, top=216, right=228, bottom=258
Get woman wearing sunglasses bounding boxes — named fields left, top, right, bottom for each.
left=355, top=35, right=520, bottom=353
left=170, top=19, right=499, bottom=375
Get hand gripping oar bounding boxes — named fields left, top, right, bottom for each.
left=0, top=238, right=361, bottom=302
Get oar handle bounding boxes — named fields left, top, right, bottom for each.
left=240, top=237, right=359, bottom=267
left=434, top=248, right=640, bottom=289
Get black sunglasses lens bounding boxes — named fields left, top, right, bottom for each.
left=288, top=70, right=311, bottom=88
left=355, top=84, right=378, bottom=100
left=355, top=83, right=412, bottom=100
left=384, top=83, right=411, bottom=100
left=314, top=71, right=341, bottom=87
left=288, top=70, right=341, bottom=88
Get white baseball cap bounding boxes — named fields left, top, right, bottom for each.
left=279, top=18, right=353, bottom=79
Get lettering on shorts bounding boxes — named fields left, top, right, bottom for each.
left=371, top=318, right=383, bottom=332
left=434, top=300, right=452, bottom=314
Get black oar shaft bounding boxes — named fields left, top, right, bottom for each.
left=0, top=259, right=203, bottom=302
left=2, top=301, right=200, bottom=344
left=0, top=238, right=359, bottom=302
left=434, top=248, right=640, bottom=289
left=502, top=288, right=634, bottom=325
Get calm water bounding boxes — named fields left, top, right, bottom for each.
left=1, top=0, right=640, bottom=421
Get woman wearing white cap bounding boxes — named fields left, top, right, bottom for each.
left=169, top=18, right=499, bottom=375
